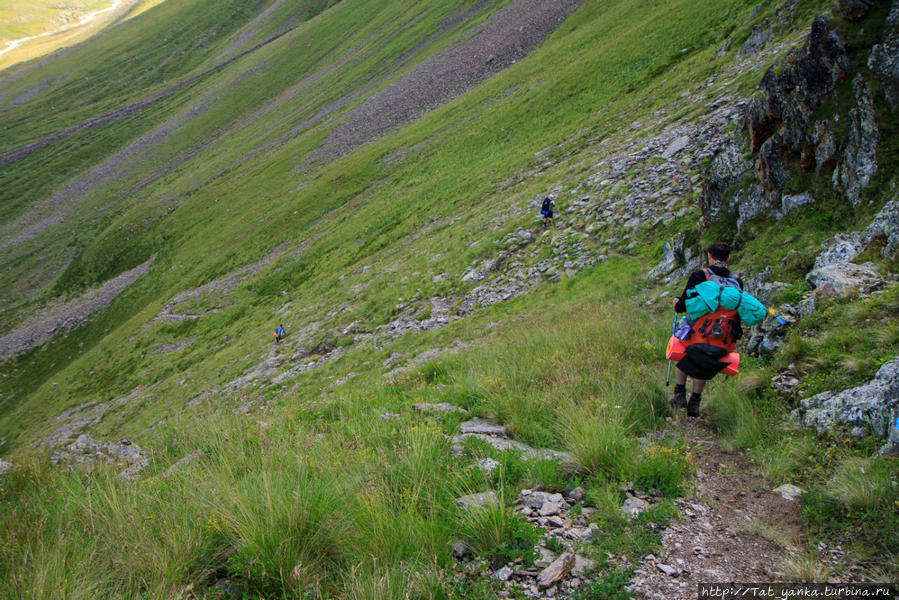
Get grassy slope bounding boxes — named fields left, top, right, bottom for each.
left=0, top=0, right=897, bottom=597
left=1, top=0, right=767, bottom=437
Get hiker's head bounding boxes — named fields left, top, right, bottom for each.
left=707, top=242, right=731, bottom=265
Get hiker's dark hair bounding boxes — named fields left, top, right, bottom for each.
left=707, top=242, right=731, bottom=261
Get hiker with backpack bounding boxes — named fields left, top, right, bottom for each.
left=540, top=196, right=555, bottom=228
left=274, top=324, right=284, bottom=344
left=669, top=242, right=744, bottom=417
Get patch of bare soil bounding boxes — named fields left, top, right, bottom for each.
left=629, top=421, right=805, bottom=600
left=0, top=257, right=153, bottom=360
left=312, top=0, right=585, bottom=162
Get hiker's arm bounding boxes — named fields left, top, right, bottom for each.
left=673, top=271, right=706, bottom=312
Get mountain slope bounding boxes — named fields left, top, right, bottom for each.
left=1, top=0, right=897, bottom=597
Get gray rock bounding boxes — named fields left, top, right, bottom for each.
left=452, top=540, right=468, bottom=559
left=880, top=408, right=899, bottom=456
left=806, top=262, right=883, bottom=296
left=538, top=553, right=573, bottom=588
left=699, top=138, right=753, bottom=223
left=868, top=1, right=899, bottom=111
left=661, top=136, right=691, bottom=160
left=757, top=136, right=789, bottom=192
left=737, top=24, right=772, bottom=58
left=0, top=458, right=12, bottom=475
left=453, top=433, right=576, bottom=464
left=412, top=402, right=468, bottom=414
left=545, top=515, right=566, bottom=528
left=812, top=233, right=864, bottom=270
left=747, top=16, right=849, bottom=154
left=493, top=566, right=514, bottom=581
left=566, top=486, right=585, bottom=502
left=649, top=232, right=686, bottom=279
left=771, top=371, right=801, bottom=394
left=520, top=491, right=565, bottom=510
left=780, top=192, right=815, bottom=216
left=861, top=199, right=899, bottom=260
left=620, top=495, right=650, bottom=520
left=656, top=563, right=679, bottom=577
left=736, top=185, right=772, bottom=227
left=51, top=435, right=148, bottom=478
left=478, top=458, right=501, bottom=473
left=379, top=412, right=400, bottom=421
left=459, top=418, right=507, bottom=436
left=793, top=357, right=899, bottom=439
left=773, top=484, right=805, bottom=501
left=572, top=555, right=596, bottom=577
left=813, top=120, right=838, bottom=172
left=384, top=352, right=403, bottom=367
left=456, top=491, right=499, bottom=510
left=835, top=75, right=879, bottom=206
left=758, top=333, right=785, bottom=359
left=536, top=546, right=557, bottom=568
left=539, top=501, right=563, bottom=517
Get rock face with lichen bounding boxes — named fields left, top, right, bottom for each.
left=792, top=357, right=899, bottom=455
left=868, top=1, right=899, bottom=111
left=835, top=75, right=880, bottom=206
left=699, top=8, right=895, bottom=229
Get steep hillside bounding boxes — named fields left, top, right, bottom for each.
left=1, top=0, right=897, bottom=598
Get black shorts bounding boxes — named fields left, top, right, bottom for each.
left=677, top=344, right=729, bottom=380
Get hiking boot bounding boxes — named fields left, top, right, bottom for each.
left=687, top=394, right=701, bottom=418
left=669, top=391, right=686, bottom=408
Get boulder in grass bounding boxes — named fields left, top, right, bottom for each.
left=455, top=491, right=499, bottom=511
left=793, top=357, right=899, bottom=445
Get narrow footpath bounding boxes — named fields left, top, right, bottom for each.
left=630, top=420, right=805, bottom=600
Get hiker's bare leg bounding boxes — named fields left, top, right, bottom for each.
left=675, top=367, right=687, bottom=386
left=692, top=379, right=706, bottom=395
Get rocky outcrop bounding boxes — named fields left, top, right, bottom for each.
left=648, top=232, right=703, bottom=281
left=0, top=457, right=12, bottom=475
left=801, top=199, right=899, bottom=300
left=860, top=198, right=899, bottom=260
left=834, top=75, right=879, bottom=206
left=747, top=16, right=850, bottom=155
left=793, top=357, right=899, bottom=454
left=698, top=137, right=753, bottom=225
left=867, top=1, right=899, bottom=111
left=737, top=24, right=773, bottom=59
left=833, top=0, right=876, bottom=22
left=700, top=16, right=854, bottom=227
left=700, top=9, right=896, bottom=228
left=452, top=418, right=576, bottom=464
left=50, top=434, right=149, bottom=479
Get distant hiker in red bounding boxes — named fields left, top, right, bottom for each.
left=274, top=325, right=284, bottom=344
left=670, top=242, right=744, bottom=417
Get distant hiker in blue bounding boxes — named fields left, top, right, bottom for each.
left=670, top=242, right=744, bottom=417
left=540, top=196, right=555, bottom=228
left=274, top=324, right=284, bottom=344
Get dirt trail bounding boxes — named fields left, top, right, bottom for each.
left=629, top=420, right=804, bottom=599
